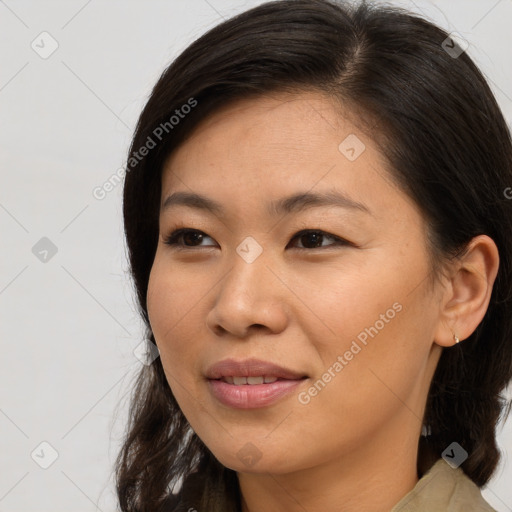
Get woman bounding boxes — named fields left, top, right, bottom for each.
left=116, top=0, right=512, bottom=510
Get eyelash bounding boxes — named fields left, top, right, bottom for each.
left=162, top=228, right=350, bottom=251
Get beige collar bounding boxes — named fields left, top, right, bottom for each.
left=391, top=458, right=496, bottom=511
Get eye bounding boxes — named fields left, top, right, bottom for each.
left=163, top=228, right=350, bottom=251
left=163, top=228, right=216, bottom=249
left=288, top=229, right=349, bottom=250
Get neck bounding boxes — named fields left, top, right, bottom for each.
left=238, top=417, right=421, bottom=512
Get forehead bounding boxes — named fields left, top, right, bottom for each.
left=163, top=91, right=374, bottom=183
left=159, top=91, right=418, bottom=227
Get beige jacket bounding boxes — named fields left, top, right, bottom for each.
left=391, top=458, right=497, bottom=511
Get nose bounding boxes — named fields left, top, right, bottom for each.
left=206, top=250, right=289, bottom=339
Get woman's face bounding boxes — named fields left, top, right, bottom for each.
left=147, top=91, right=445, bottom=475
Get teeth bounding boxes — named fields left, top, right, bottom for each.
left=222, top=376, right=279, bottom=385
left=247, top=376, right=264, bottom=385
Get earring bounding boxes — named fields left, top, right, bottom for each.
left=453, top=334, right=460, bottom=344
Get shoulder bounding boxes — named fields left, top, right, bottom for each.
left=391, top=458, right=497, bottom=512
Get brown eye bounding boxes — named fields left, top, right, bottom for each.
left=288, top=230, right=348, bottom=250
left=163, top=228, right=349, bottom=251
left=164, top=229, right=216, bottom=248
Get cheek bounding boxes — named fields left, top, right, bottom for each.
left=147, top=263, right=174, bottom=344
left=318, top=283, right=436, bottom=423
left=288, top=297, right=435, bottom=469
left=147, top=253, right=205, bottom=337
left=146, top=259, right=201, bottom=379
left=305, top=252, right=435, bottom=406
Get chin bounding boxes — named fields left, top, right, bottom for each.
left=208, top=444, right=300, bottom=475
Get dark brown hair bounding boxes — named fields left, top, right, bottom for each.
left=116, top=0, right=512, bottom=510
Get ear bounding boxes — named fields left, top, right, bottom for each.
left=433, top=235, right=500, bottom=347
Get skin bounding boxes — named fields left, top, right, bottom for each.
left=146, top=91, right=499, bottom=512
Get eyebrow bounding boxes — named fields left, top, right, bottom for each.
left=161, top=190, right=371, bottom=217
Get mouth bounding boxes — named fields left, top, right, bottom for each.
left=218, top=375, right=287, bottom=385
left=205, top=357, right=308, bottom=381
left=205, top=358, right=308, bottom=409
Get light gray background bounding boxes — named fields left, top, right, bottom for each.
left=1, top=0, right=511, bottom=510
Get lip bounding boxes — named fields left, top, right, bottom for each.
left=205, top=357, right=307, bottom=380
left=205, top=358, right=308, bottom=409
